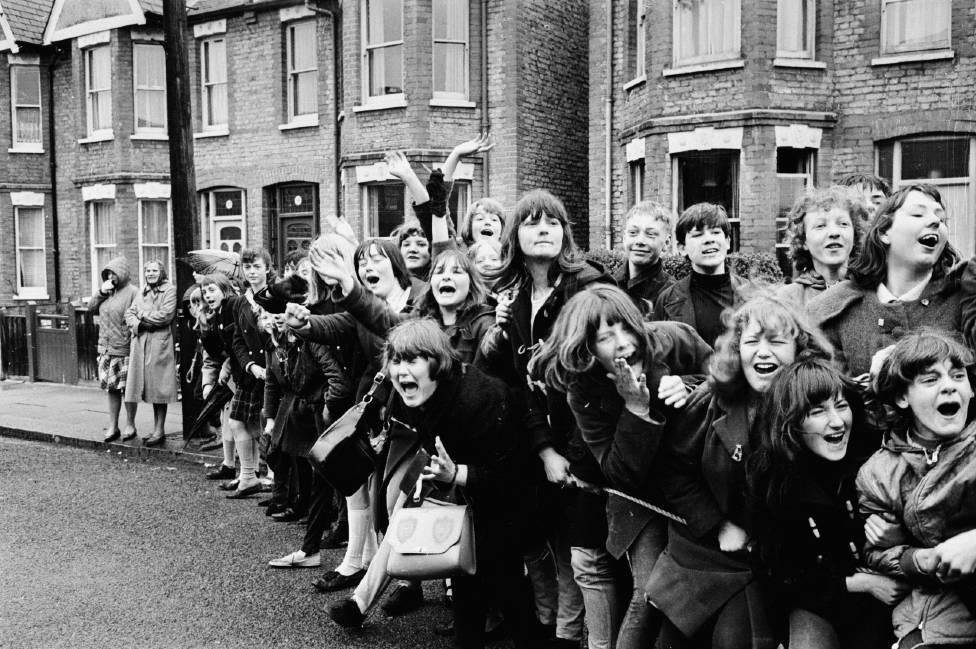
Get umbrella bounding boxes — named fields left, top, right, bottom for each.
left=182, top=383, right=234, bottom=450
left=183, top=249, right=242, bottom=280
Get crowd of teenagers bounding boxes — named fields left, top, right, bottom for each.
left=89, top=134, right=976, bottom=649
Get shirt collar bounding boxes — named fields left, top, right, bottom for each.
left=877, top=274, right=931, bottom=304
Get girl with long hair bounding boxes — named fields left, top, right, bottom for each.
left=529, top=284, right=711, bottom=649
left=646, top=294, right=833, bottom=649
left=747, top=358, right=902, bottom=649
left=807, top=183, right=963, bottom=378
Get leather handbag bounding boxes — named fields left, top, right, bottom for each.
left=386, top=480, right=476, bottom=580
left=307, top=372, right=385, bottom=497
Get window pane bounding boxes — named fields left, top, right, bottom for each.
left=17, top=208, right=44, bottom=247
left=216, top=223, right=243, bottom=252
left=901, top=138, right=969, bottom=180
left=293, top=71, right=317, bottom=115
left=136, top=44, right=166, bottom=88
left=143, top=246, right=169, bottom=272
left=14, top=66, right=40, bottom=105
left=777, top=0, right=809, bottom=54
left=204, top=39, right=227, bottom=83
left=136, top=89, right=166, bottom=129
left=434, top=0, right=466, bottom=40
left=433, top=42, right=466, bottom=94
left=290, top=22, right=317, bottom=70
left=89, top=47, right=111, bottom=89
left=20, top=249, right=44, bottom=287
left=93, top=90, right=111, bottom=131
left=141, top=201, right=169, bottom=244
left=15, top=107, right=42, bottom=144
left=369, top=184, right=404, bottom=236
left=367, top=0, right=402, bottom=44
left=92, top=203, right=116, bottom=244
left=95, top=248, right=116, bottom=276
left=280, top=184, right=316, bottom=215
left=214, top=190, right=243, bottom=216
left=676, top=0, right=740, bottom=62
left=877, top=141, right=894, bottom=183
left=369, top=44, right=403, bottom=95
left=883, top=0, right=950, bottom=52
left=207, top=83, right=228, bottom=126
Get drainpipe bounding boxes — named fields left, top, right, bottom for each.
left=480, top=0, right=489, bottom=195
left=48, top=46, right=63, bottom=302
left=604, top=0, right=613, bottom=250
left=305, top=0, right=342, bottom=222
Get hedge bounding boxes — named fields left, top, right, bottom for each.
left=584, top=248, right=785, bottom=284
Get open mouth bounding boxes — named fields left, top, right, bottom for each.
left=823, top=430, right=847, bottom=444
left=824, top=242, right=844, bottom=251
left=437, top=284, right=457, bottom=296
left=702, top=247, right=719, bottom=255
left=398, top=378, right=419, bottom=395
left=918, top=233, right=941, bottom=248
left=753, top=363, right=778, bottom=375
left=480, top=228, right=495, bottom=237
left=937, top=402, right=961, bottom=417
left=615, top=350, right=640, bottom=367
left=364, top=274, right=380, bottom=287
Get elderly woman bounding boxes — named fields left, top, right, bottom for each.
left=124, top=260, right=178, bottom=446
left=777, top=186, right=866, bottom=307
left=646, top=294, right=834, bottom=649
left=326, top=319, right=536, bottom=649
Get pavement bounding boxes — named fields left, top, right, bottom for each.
left=0, top=378, right=220, bottom=465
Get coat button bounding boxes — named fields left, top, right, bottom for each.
left=921, top=298, right=930, bottom=306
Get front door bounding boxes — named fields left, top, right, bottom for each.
left=273, top=183, right=318, bottom=267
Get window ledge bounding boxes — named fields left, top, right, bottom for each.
left=14, top=292, right=49, bottom=301
left=279, top=117, right=319, bottom=131
left=773, top=58, right=826, bottom=70
left=623, top=75, right=647, bottom=91
left=663, top=59, right=745, bottom=77
left=871, top=49, right=954, bottom=66
left=194, top=128, right=229, bottom=139
left=353, top=95, right=407, bottom=113
left=8, top=145, right=44, bottom=154
left=131, top=133, right=168, bottom=141
left=429, top=97, right=476, bottom=108
left=78, top=132, right=114, bottom=144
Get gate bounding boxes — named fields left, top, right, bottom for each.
left=28, top=306, right=79, bottom=384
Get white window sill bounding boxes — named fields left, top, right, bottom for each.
left=14, top=292, right=49, bottom=301
left=78, top=132, right=114, bottom=144
left=131, top=132, right=168, bottom=141
left=871, top=49, right=954, bottom=66
left=429, top=97, right=476, bottom=108
left=194, top=128, right=229, bottom=139
left=353, top=95, right=407, bottom=113
left=773, top=58, right=826, bottom=69
left=8, top=145, right=44, bottom=154
left=624, top=75, right=647, bottom=91
left=663, top=59, right=745, bottom=77
left=279, top=118, right=319, bottom=131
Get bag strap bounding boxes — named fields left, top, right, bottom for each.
left=360, top=371, right=386, bottom=405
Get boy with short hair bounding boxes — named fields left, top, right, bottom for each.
left=858, top=330, right=976, bottom=649
left=651, top=202, right=750, bottom=347
left=839, top=172, right=891, bottom=222
left=614, top=200, right=675, bottom=317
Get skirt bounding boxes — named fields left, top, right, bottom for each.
left=98, top=354, right=129, bottom=392
left=229, top=378, right=264, bottom=427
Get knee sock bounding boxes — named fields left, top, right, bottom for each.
left=362, top=509, right=378, bottom=566
left=338, top=507, right=370, bottom=576
left=222, top=439, right=236, bottom=469
left=233, top=429, right=258, bottom=484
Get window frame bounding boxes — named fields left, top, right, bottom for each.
left=432, top=0, right=470, bottom=101
left=200, top=36, right=228, bottom=131
left=200, top=188, right=247, bottom=252
left=10, top=64, right=43, bottom=151
left=362, top=182, right=408, bottom=237
left=132, top=41, right=167, bottom=135
left=14, top=205, right=47, bottom=298
left=630, top=159, right=645, bottom=206
left=84, top=45, right=113, bottom=138
left=285, top=19, right=318, bottom=125
left=138, top=198, right=173, bottom=277
left=880, top=0, right=952, bottom=56
left=361, top=0, right=405, bottom=106
left=89, top=200, right=117, bottom=294
left=635, top=0, right=647, bottom=79
left=776, top=0, right=815, bottom=60
left=672, top=0, right=742, bottom=68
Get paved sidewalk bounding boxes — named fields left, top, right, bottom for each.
left=0, top=378, right=219, bottom=464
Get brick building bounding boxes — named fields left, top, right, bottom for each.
left=590, top=0, right=976, bottom=267
left=0, top=0, right=589, bottom=306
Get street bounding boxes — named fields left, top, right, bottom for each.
left=0, top=437, right=468, bottom=649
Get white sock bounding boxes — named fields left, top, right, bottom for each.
left=337, top=508, right=369, bottom=576
left=361, top=509, right=377, bottom=566
left=222, top=440, right=235, bottom=469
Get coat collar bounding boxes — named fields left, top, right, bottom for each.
left=712, top=393, right=753, bottom=462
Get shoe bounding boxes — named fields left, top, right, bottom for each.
left=144, top=432, right=165, bottom=447
left=381, top=582, right=424, bottom=616
left=265, top=502, right=288, bottom=517
left=257, top=498, right=272, bottom=507
left=327, top=599, right=364, bottom=628
left=268, top=550, right=321, bottom=568
left=321, top=520, right=349, bottom=549
left=225, top=482, right=262, bottom=499
left=271, top=508, right=303, bottom=522
left=103, top=429, right=121, bottom=443
left=313, top=569, right=366, bottom=592
left=207, top=464, right=237, bottom=481
left=121, top=428, right=137, bottom=442
left=199, top=438, right=223, bottom=452
left=217, top=479, right=239, bottom=491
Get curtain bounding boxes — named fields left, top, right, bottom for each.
left=884, top=0, right=950, bottom=52
left=434, top=0, right=466, bottom=94
left=676, top=0, right=740, bottom=63
left=135, top=45, right=166, bottom=129
left=776, top=0, right=808, bottom=55
left=13, top=67, right=41, bottom=144
left=17, top=208, right=44, bottom=288
left=204, top=40, right=228, bottom=126
left=367, top=0, right=403, bottom=96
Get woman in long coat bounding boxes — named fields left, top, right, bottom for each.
left=125, top=260, right=178, bottom=446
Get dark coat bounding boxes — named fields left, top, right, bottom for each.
left=612, top=259, right=675, bottom=318
left=806, top=274, right=962, bottom=377
left=213, top=296, right=249, bottom=385
left=566, top=320, right=711, bottom=557
left=651, top=271, right=752, bottom=338
left=376, top=363, right=528, bottom=554
left=231, top=292, right=268, bottom=376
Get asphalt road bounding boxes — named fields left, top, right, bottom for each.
left=0, top=437, right=476, bottom=649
